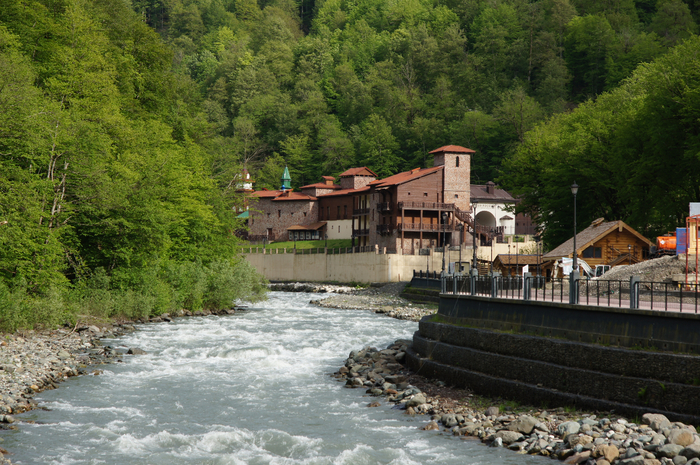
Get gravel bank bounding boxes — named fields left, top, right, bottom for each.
left=308, top=282, right=438, bottom=321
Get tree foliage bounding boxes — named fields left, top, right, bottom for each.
left=501, top=36, right=700, bottom=248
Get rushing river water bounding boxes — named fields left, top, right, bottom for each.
left=5, top=292, right=548, bottom=464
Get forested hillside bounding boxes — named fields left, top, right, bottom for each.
left=0, top=0, right=267, bottom=332
left=128, top=0, right=697, bottom=188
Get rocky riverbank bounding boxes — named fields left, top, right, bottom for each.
left=309, top=282, right=438, bottom=321
left=334, top=341, right=700, bottom=465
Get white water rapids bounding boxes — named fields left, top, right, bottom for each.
left=4, top=292, right=548, bottom=464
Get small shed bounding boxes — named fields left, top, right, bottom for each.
left=493, top=254, right=552, bottom=277
left=542, top=218, right=653, bottom=275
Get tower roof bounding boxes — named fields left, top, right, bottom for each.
left=281, top=166, right=291, bottom=190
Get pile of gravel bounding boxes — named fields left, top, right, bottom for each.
left=600, top=255, right=689, bottom=282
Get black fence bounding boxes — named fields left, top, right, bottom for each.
left=442, top=274, right=700, bottom=313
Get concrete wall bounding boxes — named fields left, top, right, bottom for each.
left=243, top=249, right=453, bottom=283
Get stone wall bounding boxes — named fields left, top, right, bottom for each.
left=406, top=295, right=700, bottom=424
left=407, top=318, right=700, bottom=424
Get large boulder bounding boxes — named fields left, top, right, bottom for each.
left=507, top=415, right=539, bottom=434
left=485, top=406, right=499, bottom=417
left=681, top=445, right=700, bottom=460
left=669, top=429, right=696, bottom=447
left=594, top=444, right=620, bottom=462
left=558, top=421, right=581, bottom=436
left=643, top=414, right=672, bottom=432
left=406, top=394, right=426, bottom=408
left=658, top=444, right=685, bottom=458
left=495, top=430, right=525, bottom=445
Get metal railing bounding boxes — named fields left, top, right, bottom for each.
left=377, top=202, right=391, bottom=212
left=352, top=228, right=369, bottom=237
left=353, top=208, right=370, bottom=216
left=376, top=224, right=392, bottom=235
left=442, top=274, right=700, bottom=313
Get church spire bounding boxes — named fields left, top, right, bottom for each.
left=281, top=166, right=291, bottom=191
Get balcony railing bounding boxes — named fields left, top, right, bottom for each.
left=377, top=224, right=393, bottom=235
left=352, top=228, right=369, bottom=238
left=377, top=202, right=391, bottom=212
left=353, top=208, right=370, bottom=216
left=398, top=201, right=454, bottom=211
left=398, top=222, right=452, bottom=232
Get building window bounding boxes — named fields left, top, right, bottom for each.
left=455, top=194, right=458, bottom=198
left=582, top=246, right=602, bottom=259
left=303, top=212, right=307, bottom=217
left=278, top=210, right=281, bottom=218
left=456, top=156, right=460, bottom=167
left=267, top=213, right=270, bottom=217
left=327, top=206, right=330, bottom=218
left=337, top=206, right=340, bottom=218
left=344, top=205, right=347, bottom=218
left=424, top=193, right=428, bottom=197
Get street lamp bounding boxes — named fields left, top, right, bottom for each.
left=570, top=182, right=579, bottom=305
left=441, top=212, right=448, bottom=274
left=472, top=201, right=478, bottom=275
left=458, top=223, right=464, bottom=274
left=571, top=182, right=579, bottom=272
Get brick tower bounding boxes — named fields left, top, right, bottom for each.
left=429, top=145, right=473, bottom=211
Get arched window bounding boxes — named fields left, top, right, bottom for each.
left=456, top=156, right=460, bottom=167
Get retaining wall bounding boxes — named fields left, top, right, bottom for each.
left=405, top=296, right=700, bottom=423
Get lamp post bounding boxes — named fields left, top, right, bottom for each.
left=570, top=182, right=579, bottom=304
left=508, top=244, right=511, bottom=276
left=472, top=201, right=478, bottom=275
left=571, top=182, right=579, bottom=272
left=458, top=223, right=464, bottom=274
left=325, top=233, right=328, bottom=249
left=441, top=212, right=448, bottom=275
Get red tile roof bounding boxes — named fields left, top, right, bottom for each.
left=251, top=190, right=282, bottom=198
left=340, top=167, right=378, bottom=177
left=317, top=186, right=370, bottom=197
left=369, top=166, right=443, bottom=188
left=300, top=182, right=341, bottom=190
left=429, top=145, right=476, bottom=154
left=272, top=192, right=317, bottom=201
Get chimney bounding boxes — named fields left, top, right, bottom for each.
left=486, top=181, right=495, bottom=195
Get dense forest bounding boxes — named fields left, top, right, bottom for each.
left=0, top=0, right=698, bottom=329
left=123, top=0, right=698, bottom=240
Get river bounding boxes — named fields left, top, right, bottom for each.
left=4, top=292, right=548, bottom=464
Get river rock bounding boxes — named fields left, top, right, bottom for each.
left=507, top=415, right=538, bottom=434
left=618, top=455, right=645, bottom=465
left=496, top=430, right=525, bottom=444
left=669, top=429, right=696, bottom=447
left=127, top=348, right=147, bottom=355
left=485, top=406, right=499, bottom=417
left=57, top=350, right=71, bottom=360
left=659, top=444, right=686, bottom=458
left=559, top=421, right=581, bottom=436
left=676, top=456, right=690, bottom=465
left=644, top=414, right=672, bottom=432
left=682, top=445, right=700, bottom=460
left=422, top=421, right=439, bottom=431
left=594, top=444, right=621, bottom=462
left=563, top=450, right=590, bottom=464
left=406, top=394, right=426, bottom=408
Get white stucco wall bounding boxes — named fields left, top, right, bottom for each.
left=325, top=220, right=353, bottom=239
left=473, top=202, right=516, bottom=235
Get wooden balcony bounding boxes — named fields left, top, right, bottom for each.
left=353, top=208, right=370, bottom=216
left=352, top=228, right=369, bottom=238
left=376, top=224, right=393, bottom=235
left=398, top=222, right=452, bottom=232
left=398, top=201, right=454, bottom=211
left=377, top=202, right=391, bottom=212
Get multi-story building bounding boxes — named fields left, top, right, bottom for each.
left=247, top=145, right=511, bottom=252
